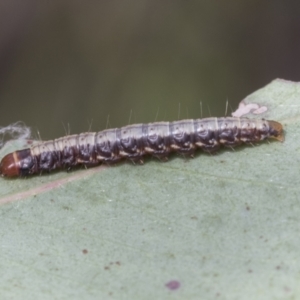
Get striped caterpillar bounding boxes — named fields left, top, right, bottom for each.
left=0, top=117, right=283, bottom=177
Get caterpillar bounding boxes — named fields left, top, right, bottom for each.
left=0, top=117, right=283, bottom=177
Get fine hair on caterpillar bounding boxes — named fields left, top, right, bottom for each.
left=0, top=117, right=284, bottom=178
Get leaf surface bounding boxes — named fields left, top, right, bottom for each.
left=0, top=79, right=299, bottom=299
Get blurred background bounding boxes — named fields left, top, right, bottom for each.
left=0, top=0, right=300, bottom=139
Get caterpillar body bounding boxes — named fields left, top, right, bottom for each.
left=0, top=117, right=284, bottom=178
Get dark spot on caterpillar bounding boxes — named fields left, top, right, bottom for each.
left=0, top=117, right=284, bottom=178
left=82, top=249, right=88, bottom=254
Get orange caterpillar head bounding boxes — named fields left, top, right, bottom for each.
left=0, top=153, right=20, bottom=177
left=0, top=149, right=34, bottom=177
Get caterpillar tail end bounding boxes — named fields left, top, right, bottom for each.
left=268, top=120, right=284, bottom=142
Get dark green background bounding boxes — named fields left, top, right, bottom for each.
left=0, top=1, right=299, bottom=139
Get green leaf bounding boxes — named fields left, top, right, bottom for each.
left=0, top=79, right=299, bottom=299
